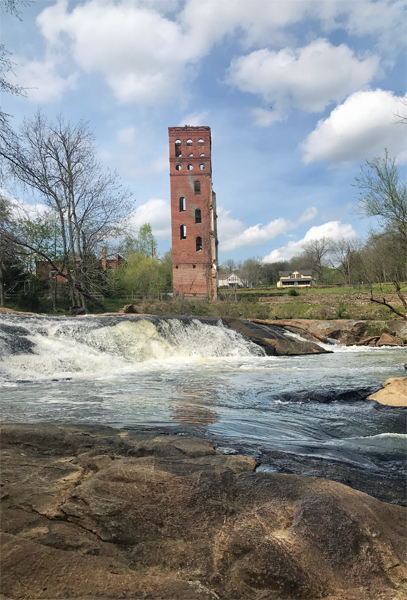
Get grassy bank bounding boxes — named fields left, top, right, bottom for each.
left=3, top=283, right=406, bottom=321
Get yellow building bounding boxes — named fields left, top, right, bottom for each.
left=277, top=270, right=314, bottom=288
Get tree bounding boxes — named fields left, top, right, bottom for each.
left=355, top=151, right=407, bottom=319
left=330, top=237, right=364, bottom=286
left=237, top=257, right=262, bottom=288
left=0, top=113, right=134, bottom=310
left=117, top=224, right=157, bottom=260
left=299, top=237, right=334, bottom=283
left=114, top=253, right=168, bottom=298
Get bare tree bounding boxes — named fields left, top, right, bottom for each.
left=300, top=237, right=334, bottom=283
left=1, top=113, right=134, bottom=310
left=330, top=237, right=364, bottom=285
left=355, top=151, right=407, bottom=319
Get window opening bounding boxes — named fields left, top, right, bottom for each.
left=179, top=197, right=186, bottom=211
left=180, top=225, right=186, bottom=240
left=175, top=164, right=181, bottom=171
left=196, top=236, right=202, bottom=251
left=175, top=265, right=178, bottom=269
left=199, top=164, right=205, bottom=170
left=195, top=208, right=201, bottom=223
left=193, top=264, right=196, bottom=269
left=187, top=164, right=193, bottom=170
left=175, top=139, right=181, bottom=145
left=194, top=180, right=200, bottom=195
left=200, top=153, right=205, bottom=157
left=187, top=139, right=193, bottom=146
left=175, top=140, right=181, bottom=157
left=198, top=138, right=204, bottom=145
left=189, top=153, right=193, bottom=157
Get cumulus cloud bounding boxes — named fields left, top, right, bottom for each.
left=32, top=0, right=403, bottom=106
left=127, top=198, right=171, bottom=239
left=11, top=54, right=77, bottom=103
left=37, top=0, right=197, bottom=104
left=227, top=39, right=379, bottom=120
left=218, top=206, right=317, bottom=251
left=262, top=221, right=356, bottom=262
left=301, top=90, right=407, bottom=167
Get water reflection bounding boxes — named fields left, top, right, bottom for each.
left=171, top=383, right=219, bottom=426
left=171, top=403, right=218, bottom=426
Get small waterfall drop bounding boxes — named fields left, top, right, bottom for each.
left=0, top=315, right=264, bottom=381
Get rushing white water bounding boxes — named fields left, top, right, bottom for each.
left=0, top=315, right=263, bottom=381
left=0, top=313, right=405, bottom=504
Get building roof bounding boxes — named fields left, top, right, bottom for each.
left=279, top=270, right=313, bottom=277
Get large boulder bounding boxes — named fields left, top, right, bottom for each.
left=376, top=332, right=404, bottom=346
left=1, top=423, right=406, bottom=600
left=222, top=318, right=331, bottom=356
left=368, top=377, right=407, bottom=406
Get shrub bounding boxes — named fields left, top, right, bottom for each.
left=288, top=288, right=300, bottom=296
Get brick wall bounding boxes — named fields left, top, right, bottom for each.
left=168, top=126, right=218, bottom=299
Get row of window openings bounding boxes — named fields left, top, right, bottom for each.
left=175, top=163, right=205, bottom=171
left=175, top=138, right=204, bottom=145
left=180, top=228, right=202, bottom=251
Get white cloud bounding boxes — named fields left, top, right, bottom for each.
left=301, top=90, right=407, bottom=167
left=37, top=0, right=196, bottom=104
left=12, top=54, right=77, bottom=103
left=127, top=198, right=171, bottom=239
left=219, top=206, right=317, bottom=251
left=33, top=0, right=403, bottom=106
left=262, top=221, right=356, bottom=262
left=227, top=39, right=379, bottom=121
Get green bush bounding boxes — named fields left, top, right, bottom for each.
left=288, top=288, right=300, bottom=296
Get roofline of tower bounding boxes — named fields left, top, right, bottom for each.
left=168, top=126, right=210, bottom=132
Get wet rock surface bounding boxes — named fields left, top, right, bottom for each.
left=1, top=423, right=406, bottom=600
left=368, top=377, right=407, bottom=406
left=222, top=318, right=331, bottom=355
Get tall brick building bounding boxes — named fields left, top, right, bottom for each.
left=168, top=126, right=218, bottom=299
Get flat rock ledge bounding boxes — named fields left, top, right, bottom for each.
left=1, top=423, right=406, bottom=600
left=368, top=377, right=407, bottom=406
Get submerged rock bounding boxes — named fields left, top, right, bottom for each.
left=1, top=423, right=406, bottom=600
left=368, top=377, right=407, bottom=406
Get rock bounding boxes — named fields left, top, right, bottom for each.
left=377, top=332, right=404, bottom=346
left=222, top=318, right=331, bottom=356
left=368, top=377, right=407, bottom=406
left=1, top=423, right=406, bottom=600
left=119, top=304, right=138, bottom=314
left=70, top=305, right=86, bottom=316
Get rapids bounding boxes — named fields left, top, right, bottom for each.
left=1, top=314, right=406, bottom=504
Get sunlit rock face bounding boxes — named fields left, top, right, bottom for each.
left=1, top=423, right=406, bottom=600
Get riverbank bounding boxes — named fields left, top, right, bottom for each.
left=1, top=422, right=406, bottom=600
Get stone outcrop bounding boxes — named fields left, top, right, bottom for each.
left=247, top=319, right=407, bottom=347
left=1, top=423, right=406, bottom=600
left=119, top=304, right=139, bottom=314
left=222, top=318, right=331, bottom=356
left=368, top=377, right=407, bottom=406
left=376, top=332, right=404, bottom=346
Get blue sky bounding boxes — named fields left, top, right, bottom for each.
left=2, top=0, right=406, bottom=263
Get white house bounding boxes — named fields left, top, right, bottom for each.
left=218, top=273, right=244, bottom=288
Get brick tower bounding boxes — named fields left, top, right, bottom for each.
left=168, top=126, right=218, bottom=299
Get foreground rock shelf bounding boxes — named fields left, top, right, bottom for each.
left=1, top=423, right=406, bottom=600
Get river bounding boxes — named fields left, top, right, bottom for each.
left=1, top=314, right=406, bottom=504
